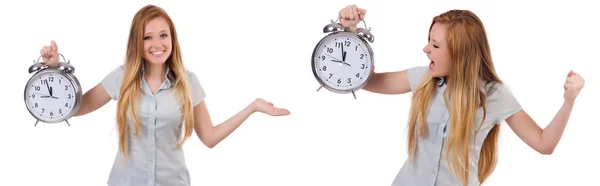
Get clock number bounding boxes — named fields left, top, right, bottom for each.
left=31, top=94, right=35, bottom=99
left=68, top=94, right=72, bottom=99
left=59, top=79, right=61, bottom=84
left=41, top=80, right=45, bottom=85
left=322, top=66, right=327, bottom=71
left=321, top=55, right=325, bottom=61
left=360, top=54, right=365, bottom=59
left=65, top=103, right=69, bottom=107
left=65, top=85, right=69, bottom=90
left=361, top=64, right=366, bottom=69
left=327, top=47, right=333, bottom=53
left=49, top=77, right=54, bottom=82
left=337, top=78, right=341, bottom=84
left=336, top=41, right=351, bottom=48
left=35, top=86, right=40, bottom=91
left=50, top=111, right=53, bottom=116
left=355, top=46, right=358, bottom=51
left=59, top=109, right=62, bottom=114
left=35, top=103, right=38, bottom=108
left=41, top=108, right=45, bottom=113
left=347, top=78, right=352, bottom=83
left=356, top=73, right=360, bottom=78
left=329, top=73, right=333, bottom=78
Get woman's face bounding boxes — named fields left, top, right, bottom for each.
left=423, top=22, right=452, bottom=78
left=142, top=17, right=172, bottom=65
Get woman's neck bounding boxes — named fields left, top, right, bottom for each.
left=143, top=62, right=167, bottom=80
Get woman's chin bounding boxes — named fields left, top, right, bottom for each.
left=144, top=59, right=168, bottom=65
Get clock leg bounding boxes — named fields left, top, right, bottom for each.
left=352, top=90, right=357, bottom=99
left=316, top=85, right=323, bottom=92
left=34, top=120, right=40, bottom=126
left=65, top=120, right=71, bottom=126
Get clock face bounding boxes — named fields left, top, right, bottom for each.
left=313, top=33, right=373, bottom=91
left=25, top=71, right=78, bottom=123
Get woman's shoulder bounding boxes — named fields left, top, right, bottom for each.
left=482, top=81, right=521, bottom=113
left=481, top=81, right=522, bottom=123
left=102, top=65, right=125, bottom=79
left=407, top=66, right=429, bottom=77
left=102, top=65, right=126, bottom=80
left=183, top=69, right=207, bottom=105
left=482, top=81, right=513, bottom=98
left=185, top=69, right=196, bottom=75
left=184, top=69, right=199, bottom=80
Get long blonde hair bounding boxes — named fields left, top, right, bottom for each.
left=116, top=5, right=194, bottom=158
left=407, top=10, right=503, bottom=185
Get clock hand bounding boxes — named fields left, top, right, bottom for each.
left=49, top=86, right=53, bottom=97
left=32, top=92, right=58, bottom=99
left=33, top=92, right=51, bottom=97
left=45, top=79, right=50, bottom=95
left=325, top=54, right=341, bottom=61
left=341, top=44, right=345, bottom=62
left=331, top=60, right=351, bottom=67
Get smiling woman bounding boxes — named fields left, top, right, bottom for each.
left=36, top=4, right=290, bottom=186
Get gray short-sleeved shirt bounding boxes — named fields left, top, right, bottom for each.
left=101, top=65, right=206, bottom=186
left=391, top=66, right=522, bottom=186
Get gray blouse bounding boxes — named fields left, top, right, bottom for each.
left=101, top=65, right=206, bottom=186
left=391, top=66, right=522, bottom=186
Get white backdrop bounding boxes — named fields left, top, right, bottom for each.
left=1, top=0, right=598, bottom=186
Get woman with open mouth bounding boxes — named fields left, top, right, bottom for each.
left=337, top=4, right=585, bottom=186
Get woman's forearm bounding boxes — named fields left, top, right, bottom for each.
left=203, top=104, right=255, bottom=148
left=540, top=100, right=575, bottom=153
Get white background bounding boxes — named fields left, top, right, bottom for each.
left=1, top=0, right=598, bottom=185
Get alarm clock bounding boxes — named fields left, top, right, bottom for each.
left=24, top=53, right=82, bottom=126
left=311, top=18, right=375, bottom=99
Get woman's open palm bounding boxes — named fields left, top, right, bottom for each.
left=252, top=98, right=290, bottom=116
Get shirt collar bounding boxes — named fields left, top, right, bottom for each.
left=437, top=77, right=446, bottom=87
left=141, top=62, right=172, bottom=89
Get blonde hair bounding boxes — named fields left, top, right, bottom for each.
left=116, top=5, right=194, bottom=158
left=407, top=10, right=503, bottom=185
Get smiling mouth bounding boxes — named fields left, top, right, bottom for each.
left=150, top=50, right=166, bottom=57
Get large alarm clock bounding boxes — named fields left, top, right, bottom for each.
left=24, top=53, right=82, bottom=126
left=312, top=18, right=375, bottom=99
